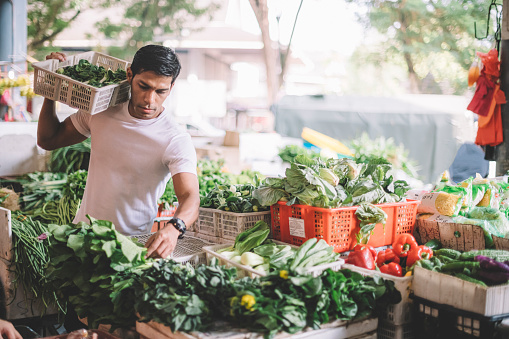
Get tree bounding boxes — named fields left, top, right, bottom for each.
left=249, top=0, right=303, bottom=105
left=346, top=0, right=490, bottom=94
left=96, top=0, right=220, bottom=59
left=27, top=0, right=112, bottom=54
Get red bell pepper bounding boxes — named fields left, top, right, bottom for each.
left=346, top=248, right=375, bottom=270
left=380, top=262, right=403, bottom=277
left=392, top=234, right=418, bottom=258
left=353, top=244, right=377, bottom=261
left=406, top=245, right=433, bottom=267
left=376, top=248, right=401, bottom=268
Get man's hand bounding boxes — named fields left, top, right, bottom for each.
left=0, top=319, right=22, bottom=339
left=46, top=52, right=67, bottom=62
left=145, top=224, right=180, bottom=259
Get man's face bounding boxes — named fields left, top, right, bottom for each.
left=126, top=68, right=174, bottom=120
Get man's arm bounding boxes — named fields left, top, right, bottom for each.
left=0, top=319, right=22, bottom=339
left=145, top=172, right=199, bottom=258
left=37, top=52, right=87, bottom=150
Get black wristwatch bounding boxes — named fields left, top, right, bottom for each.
left=166, top=217, right=186, bottom=239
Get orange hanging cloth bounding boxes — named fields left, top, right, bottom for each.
left=468, top=49, right=505, bottom=147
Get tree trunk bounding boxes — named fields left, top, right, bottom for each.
left=403, top=51, right=420, bottom=93
left=249, top=0, right=279, bottom=106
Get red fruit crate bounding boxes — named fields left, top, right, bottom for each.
left=270, top=200, right=420, bottom=252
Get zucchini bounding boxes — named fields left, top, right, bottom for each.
left=434, top=248, right=461, bottom=259
left=441, top=261, right=481, bottom=272
left=425, top=239, right=442, bottom=250
left=459, top=250, right=509, bottom=262
left=454, top=273, right=488, bottom=287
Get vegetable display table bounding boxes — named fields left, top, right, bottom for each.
left=136, top=317, right=377, bottom=339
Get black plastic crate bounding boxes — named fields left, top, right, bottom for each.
left=412, top=295, right=509, bottom=339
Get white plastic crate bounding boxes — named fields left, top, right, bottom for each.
left=130, top=234, right=215, bottom=267
left=203, top=240, right=344, bottom=279
left=377, top=320, right=415, bottom=339
left=32, top=51, right=131, bottom=114
left=197, top=207, right=271, bottom=240
left=342, top=263, right=413, bottom=325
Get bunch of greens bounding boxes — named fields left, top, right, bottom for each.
left=27, top=195, right=81, bottom=225
left=349, top=133, right=419, bottom=179
left=134, top=258, right=399, bottom=338
left=278, top=144, right=324, bottom=164
left=9, top=213, right=64, bottom=315
left=230, top=268, right=400, bottom=338
left=159, top=159, right=235, bottom=208
left=45, top=215, right=149, bottom=329
left=49, top=139, right=91, bottom=174
left=253, top=155, right=410, bottom=209
left=197, top=159, right=234, bottom=197
left=134, top=259, right=255, bottom=333
left=17, top=172, right=67, bottom=211
left=62, top=170, right=88, bottom=201
left=200, top=183, right=268, bottom=213
left=56, top=59, right=127, bottom=88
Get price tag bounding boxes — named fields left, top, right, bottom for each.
left=417, top=193, right=439, bottom=214
left=289, top=217, right=305, bottom=238
left=427, top=214, right=454, bottom=223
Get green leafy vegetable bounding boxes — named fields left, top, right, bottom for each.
left=56, top=59, right=127, bottom=88
left=355, top=203, right=388, bottom=244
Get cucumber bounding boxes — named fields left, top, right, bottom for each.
left=434, top=249, right=461, bottom=259
left=441, top=261, right=481, bottom=272
left=420, top=259, right=434, bottom=270
left=425, top=239, right=442, bottom=250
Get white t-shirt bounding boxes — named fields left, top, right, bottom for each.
left=70, top=101, right=197, bottom=235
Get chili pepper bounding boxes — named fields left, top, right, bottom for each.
left=353, top=244, right=377, bottom=261
left=346, top=248, right=375, bottom=270
left=407, top=245, right=433, bottom=267
left=376, top=248, right=400, bottom=268
left=380, top=262, right=403, bottom=277
left=392, top=234, right=418, bottom=258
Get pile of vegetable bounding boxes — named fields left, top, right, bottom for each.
left=11, top=171, right=68, bottom=211
left=253, top=155, right=410, bottom=209
left=415, top=247, right=509, bottom=286
left=49, top=139, right=91, bottom=174
left=56, top=59, right=127, bottom=88
left=216, top=221, right=340, bottom=275
left=134, top=258, right=401, bottom=338
left=9, top=213, right=64, bottom=315
left=200, top=183, right=267, bottom=213
left=278, top=144, right=324, bottom=164
left=346, top=234, right=434, bottom=277
left=159, top=159, right=263, bottom=210
left=45, top=215, right=149, bottom=329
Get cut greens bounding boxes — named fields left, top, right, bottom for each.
left=45, top=215, right=149, bottom=329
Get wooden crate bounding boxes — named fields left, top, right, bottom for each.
left=415, top=218, right=486, bottom=251
left=136, top=316, right=378, bottom=339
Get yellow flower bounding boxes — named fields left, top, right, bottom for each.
left=240, top=294, right=256, bottom=310
left=279, top=270, right=289, bottom=280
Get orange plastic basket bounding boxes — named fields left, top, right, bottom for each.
left=270, top=200, right=420, bottom=252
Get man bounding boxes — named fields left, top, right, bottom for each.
left=0, top=320, right=21, bottom=339
left=37, top=45, right=200, bottom=259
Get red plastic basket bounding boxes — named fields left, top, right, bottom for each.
left=270, top=200, right=420, bottom=252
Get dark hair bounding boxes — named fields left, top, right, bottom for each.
left=130, top=45, right=181, bottom=84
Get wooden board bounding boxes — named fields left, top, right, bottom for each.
left=136, top=317, right=378, bottom=339
left=416, top=218, right=485, bottom=251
